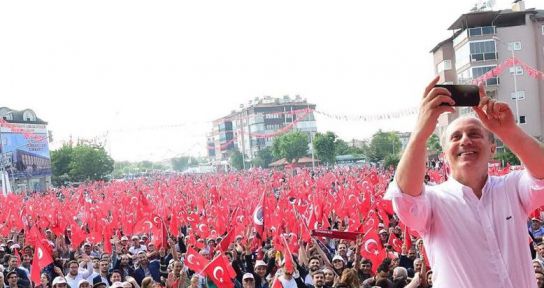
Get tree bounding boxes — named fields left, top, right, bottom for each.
left=252, top=147, right=274, bottom=168
left=68, top=144, right=114, bottom=182
left=367, top=130, right=402, bottom=163
left=230, top=149, right=244, bottom=170
left=171, top=156, right=197, bottom=171
left=51, top=144, right=74, bottom=186
left=427, top=134, right=442, bottom=156
left=313, top=132, right=337, bottom=165
left=384, top=153, right=401, bottom=169
left=272, top=131, right=309, bottom=163
left=494, top=147, right=521, bottom=166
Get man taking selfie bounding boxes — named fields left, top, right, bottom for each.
left=385, top=76, right=544, bottom=287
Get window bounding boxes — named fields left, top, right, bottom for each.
left=511, top=91, right=526, bottom=100
left=508, top=41, right=522, bottom=51
left=470, top=40, right=497, bottom=62
left=519, top=116, right=526, bottom=124
left=509, top=66, right=523, bottom=75
left=437, top=60, right=452, bottom=73
left=468, top=26, right=495, bottom=37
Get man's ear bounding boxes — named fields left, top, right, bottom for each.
left=490, top=143, right=497, bottom=156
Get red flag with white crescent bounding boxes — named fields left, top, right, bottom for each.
left=203, top=253, right=234, bottom=288
left=31, top=237, right=53, bottom=285
left=185, top=247, right=209, bottom=273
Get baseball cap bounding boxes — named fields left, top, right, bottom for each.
left=379, top=229, right=388, bottom=234
left=332, top=255, right=345, bottom=263
left=243, top=273, right=254, bottom=280
left=53, top=276, right=68, bottom=286
left=120, top=236, right=129, bottom=241
left=131, top=235, right=139, bottom=240
left=255, top=260, right=267, bottom=267
left=110, top=282, right=124, bottom=288
left=83, top=242, right=91, bottom=247
left=532, top=218, right=542, bottom=222
left=378, top=223, right=385, bottom=228
left=78, top=280, right=90, bottom=287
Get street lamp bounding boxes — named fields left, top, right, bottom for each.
left=493, top=36, right=520, bottom=124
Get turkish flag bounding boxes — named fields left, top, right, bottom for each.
left=403, top=226, right=412, bottom=249
left=387, top=233, right=403, bottom=253
left=31, top=239, right=53, bottom=285
left=360, top=230, right=386, bottom=273
left=253, top=192, right=265, bottom=241
left=218, top=228, right=234, bottom=252
left=185, top=247, right=209, bottom=273
left=203, top=254, right=234, bottom=288
left=281, top=235, right=294, bottom=273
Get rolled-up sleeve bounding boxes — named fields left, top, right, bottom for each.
left=384, top=180, right=432, bottom=234
left=516, top=170, right=544, bottom=215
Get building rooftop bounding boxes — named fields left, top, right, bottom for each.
left=447, top=9, right=540, bottom=31
left=0, top=107, right=47, bottom=124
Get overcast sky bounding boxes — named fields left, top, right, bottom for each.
left=0, top=0, right=541, bottom=161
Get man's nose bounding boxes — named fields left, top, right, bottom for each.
left=459, top=133, right=472, bottom=145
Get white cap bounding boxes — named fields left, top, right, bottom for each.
left=255, top=260, right=267, bottom=267
left=78, top=280, right=90, bottom=287
left=110, top=282, right=124, bottom=288
left=120, top=236, right=129, bottom=241
left=10, top=244, right=20, bottom=250
left=131, top=235, right=139, bottom=240
left=378, top=223, right=385, bottom=228
left=332, top=255, right=345, bottom=263
left=243, top=273, right=254, bottom=280
left=53, top=277, right=68, bottom=286
left=379, top=229, right=388, bottom=234
left=83, top=242, right=91, bottom=247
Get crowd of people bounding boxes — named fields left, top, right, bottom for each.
left=0, top=161, right=540, bottom=288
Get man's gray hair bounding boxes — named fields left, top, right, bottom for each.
left=439, top=116, right=495, bottom=149
left=392, top=266, right=408, bottom=280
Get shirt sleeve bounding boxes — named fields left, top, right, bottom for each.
left=384, top=180, right=432, bottom=234
left=516, top=170, right=544, bottom=215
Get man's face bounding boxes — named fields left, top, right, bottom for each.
left=538, top=245, right=544, bottom=257
left=444, top=118, right=494, bottom=177
left=69, top=263, right=80, bottom=276
left=84, top=245, right=91, bottom=253
left=100, top=261, right=109, bottom=273
left=242, top=278, right=255, bottom=288
left=309, top=259, right=320, bottom=271
left=312, top=273, right=324, bottom=287
left=533, top=262, right=543, bottom=273
left=139, top=253, right=148, bottom=265
left=408, top=249, right=417, bottom=260
left=255, top=265, right=266, bottom=278
left=120, top=256, right=130, bottom=266
left=360, top=262, right=371, bottom=273
left=337, top=244, right=347, bottom=256
left=9, top=257, right=18, bottom=268
left=537, top=273, right=544, bottom=287
left=414, top=260, right=422, bottom=272
left=110, top=272, right=122, bottom=283
left=379, top=232, right=388, bottom=241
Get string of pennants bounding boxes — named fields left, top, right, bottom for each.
left=473, top=56, right=544, bottom=84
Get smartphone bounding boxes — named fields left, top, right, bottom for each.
left=435, top=84, right=480, bottom=106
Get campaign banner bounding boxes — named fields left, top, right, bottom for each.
left=0, top=131, right=51, bottom=178
left=311, top=229, right=362, bottom=241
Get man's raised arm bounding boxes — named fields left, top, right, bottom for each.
left=396, top=76, right=454, bottom=196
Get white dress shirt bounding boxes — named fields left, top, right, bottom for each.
left=385, top=170, right=544, bottom=288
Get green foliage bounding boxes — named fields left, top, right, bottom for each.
left=171, top=156, right=198, bottom=171
left=494, top=147, right=520, bottom=166
left=272, top=131, right=309, bottom=163
left=313, top=132, right=337, bottom=165
left=427, top=134, right=442, bottom=155
left=51, top=144, right=74, bottom=186
left=68, top=145, right=114, bottom=182
left=51, top=144, right=114, bottom=185
left=230, top=149, right=244, bottom=170
left=384, top=154, right=401, bottom=169
left=252, top=147, right=274, bottom=168
left=367, top=130, right=402, bottom=163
